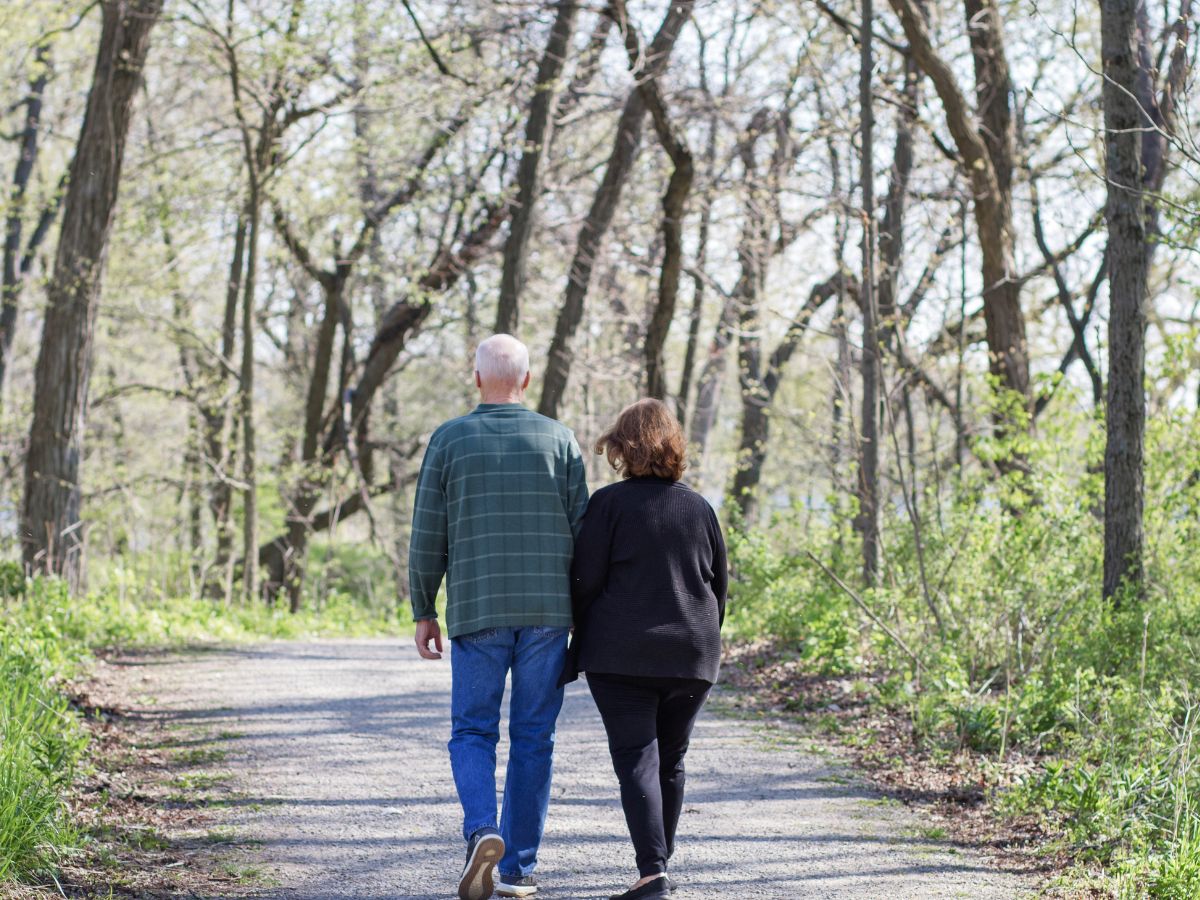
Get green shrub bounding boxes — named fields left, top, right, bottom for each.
left=0, top=567, right=402, bottom=886
left=726, top=393, right=1200, bottom=893
left=724, top=511, right=862, bottom=674
left=0, top=580, right=88, bottom=879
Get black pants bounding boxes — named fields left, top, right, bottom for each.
left=587, top=673, right=712, bottom=878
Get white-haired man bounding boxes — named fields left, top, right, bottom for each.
left=408, top=334, right=588, bottom=900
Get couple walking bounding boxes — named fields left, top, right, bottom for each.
left=408, top=334, right=728, bottom=900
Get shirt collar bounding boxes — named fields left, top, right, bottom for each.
left=473, top=402, right=525, bottom=412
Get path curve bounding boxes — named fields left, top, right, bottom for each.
left=142, top=639, right=1033, bottom=899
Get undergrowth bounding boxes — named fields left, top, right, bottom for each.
left=724, top=389, right=1200, bottom=898
left=0, top=562, right=402, bottom=885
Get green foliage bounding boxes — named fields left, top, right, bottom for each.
left=0, top=568, right=402, bottom=886
left=728, top=398, right=1200, bottom=894
left=724, top=510, right=861, bottom=674
left=0, top=577, right=87, bottom=880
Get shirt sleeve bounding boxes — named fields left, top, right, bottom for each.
left=407, top=437, right=448, bottom=621
left=565, top=437, right=590, bottom=538
left=569, top=493, right=610, bottom=617
left=710, top=510, right=728, bottom=627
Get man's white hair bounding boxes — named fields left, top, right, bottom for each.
left=475, top=334, right=530, bottom=386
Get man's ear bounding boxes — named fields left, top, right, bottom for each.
left=475, top=371, right=483, bottom=389
left=521, top=371, right=531, bottom=391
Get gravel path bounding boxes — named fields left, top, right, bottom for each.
left=145, top=639, right=1034, bottom=899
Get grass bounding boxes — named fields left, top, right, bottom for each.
left=0, top=561, right=403, bottom=888
left=171, top=747, right=228, bottom=766
left=0, top=579, right=88, bottom=881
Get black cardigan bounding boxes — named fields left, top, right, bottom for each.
left=561, top=477, right=727, bottom=685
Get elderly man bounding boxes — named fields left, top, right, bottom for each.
left=408, top=334, right=588, bottom=900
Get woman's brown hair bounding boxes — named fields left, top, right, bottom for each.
left=595, top=398, right=688, bottom=481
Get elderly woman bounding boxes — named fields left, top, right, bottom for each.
left=562, top=398, right=727, bottom=900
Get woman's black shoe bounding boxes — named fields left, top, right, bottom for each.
left=609, top=875, right=670, bottom=900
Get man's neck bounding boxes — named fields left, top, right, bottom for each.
left=478, top=394, right=523, bottom=405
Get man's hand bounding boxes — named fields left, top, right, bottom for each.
left=415, top=619, right=444, bottom=660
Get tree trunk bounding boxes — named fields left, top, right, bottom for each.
left=282, top=274, right=343, bottom=612
left=1135, top=0, right=1191, bottom=260
left=1100, top=0, right=1149, bottom=604
left=858, top=0, right=880, bottom=587
left=538, top=82, right=646, bottom=419
left=206, top=214, right=246, bottom=603
left=676, top=114, right=716, bottom=427
left=643, top=142, right=693, bottom=400
left=21, top=0, right=163, bottom=587
left=731, top=277, right=843, bottom=523
left=345, top=205, right=505, bottom=475
left=832, top=284, right=851, bottom=558
left=494, top=0, right=580, bottom=335
left=690, top=110, right=774, bottom=476
left=877, top=49, right=918, bottom=343
left=1, top=44, right=54, bottom=403
left=888, top=0, right=1031, bottom=440
left=688, top=294, right=736, bottom=476
left=725, top=110, right=775, bottom=521
left=961, top=0, right=1028, bottom=430
left=185, top=410, right=205, bottom=589
left=538, top=0, right=694, bottom=420
left=631, top=13, right=695, bottom=402
left=240, top=190, right=260, bottom=603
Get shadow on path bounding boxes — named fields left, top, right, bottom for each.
left=146, top=639, right=1034, bottom=900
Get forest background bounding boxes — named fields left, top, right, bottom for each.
left=2, top=0, right=1199, bottom=896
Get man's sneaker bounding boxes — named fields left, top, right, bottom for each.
left=496, top=873, right=538, bottom=897
left=459, top=828, right=505, bottom=900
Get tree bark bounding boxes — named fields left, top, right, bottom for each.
left=877, top=49, right=918, bottom=344
left=731, top=276, right=846, bottom=522
left=723, top=110, right=776, bottom=516
left=21, top=0, right=163, bottom=587
left=858, top=0, right=880, bottom=586
left=206, top=215, right=246, bottom=604
left=494, top=0, right=580, bottom=335
left=643, top=130, right=693, bottom=401
left=239, top=192, right=260, bottom=603
left=628, top=13, right=695, bottom=402
left=1101, top=0, right=1150, bottom=604
left=537, top=0, right=695, bottom=420
left=688, top=291, right=736, bottom=473
left=888, top=0, right=1031, bottom=438
left=280, top=275, right=340, bottom=611
left=676, top=112, right=717, bottom=427
left=689, top=109, right=775, bottom=473
left=1, top=44, right=57, bottom=404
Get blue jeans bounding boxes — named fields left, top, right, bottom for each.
left=450, top=625, right=568, bottom=878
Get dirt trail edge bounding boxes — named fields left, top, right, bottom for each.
left=136, top=639, right=1035, bottom=899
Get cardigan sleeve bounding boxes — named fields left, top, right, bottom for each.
left=710, top=510, right=728, bottom=627
left=569, top=491, right=612, bottom=617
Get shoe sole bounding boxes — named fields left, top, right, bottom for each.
left=496, top=886, right=537, bottom=898
left=459, top=834, right=505, bottom=900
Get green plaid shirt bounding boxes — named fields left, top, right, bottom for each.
left=407, top=403, right=589, bottom=638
